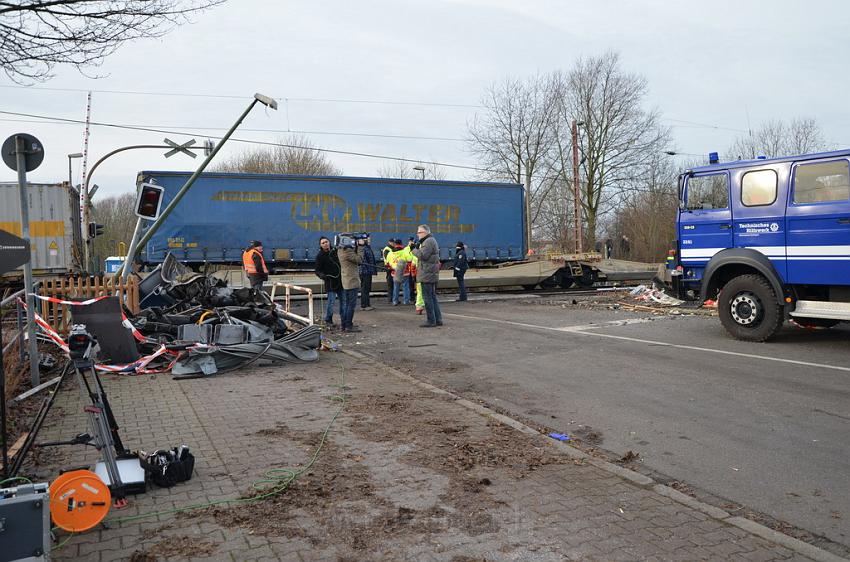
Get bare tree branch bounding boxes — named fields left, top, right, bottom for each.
left=0, top=0, right=225, bottom=82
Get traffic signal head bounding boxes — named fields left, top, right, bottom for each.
left=135, top=183, right=165, bottom=219
left=87, top=222, right=105, bottom=238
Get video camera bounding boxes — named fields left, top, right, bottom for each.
left=68, top=324, right=98, bottom=361
left=334, top=232, right=369, bottom=249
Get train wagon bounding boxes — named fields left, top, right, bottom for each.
left=137, top=171, right=526, bottom=268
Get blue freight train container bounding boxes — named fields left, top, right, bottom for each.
left=138, top=171, right=526, bottom=266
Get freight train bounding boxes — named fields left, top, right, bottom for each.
left=137, top=171, right=527, bottom=269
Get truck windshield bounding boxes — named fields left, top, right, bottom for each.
left=686, top=174, right=728, bottom=210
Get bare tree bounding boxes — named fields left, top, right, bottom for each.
left=0, top=0, right=225, bottom=83
left=728, top=118, right=829, bottom=160
left=611, top=154, right=679, bottom=263
left=467, top=74, right=560, bottom=248
left=556, top=52, right=670, bottom=249
left=91, top=192, right=136, bottom=266
left=376, top=160, right=447, bottom=180
left=215, top=135, right=342, bottom=176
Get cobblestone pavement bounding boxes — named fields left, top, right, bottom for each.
left=21, top=347, right=832, bottom=561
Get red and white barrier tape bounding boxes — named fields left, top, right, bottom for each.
left=28, top=293, right=148, bottom=343
left=20, top=297, right=178, bottom=375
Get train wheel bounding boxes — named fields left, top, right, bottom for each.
left=575, top=266, right=597, bottom=288
left=559, top=277, right=575, bottom=289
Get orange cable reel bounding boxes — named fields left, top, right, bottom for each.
left=49, top=470, right=111, bottom=532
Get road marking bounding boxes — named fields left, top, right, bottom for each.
left=443, top=312, right=850, bottom=373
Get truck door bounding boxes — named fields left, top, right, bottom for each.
left=679, top=172, right=732, bottom=277
left=730, top=165, right=788, bottom=281
left=786, top=158, right=850, bottom=285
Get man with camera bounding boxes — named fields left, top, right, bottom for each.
left=412, top=224, right=443, bottom=327
left=337, top=233, right=364, bottom=333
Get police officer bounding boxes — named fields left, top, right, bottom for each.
left=453, top=241, right=469, bottom=301
left=242, top=240, right=268, bottom=292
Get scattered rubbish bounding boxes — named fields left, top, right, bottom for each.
left=548, top=432, right=570, bottom=441
left=619, top=450, right=640, bottom=463
left=703, top=299, right=717, bottom=308
left=731, top=467, right=739, bottom=471
left=408, top=343, right=438, bottom=348
left=630, top=285, right=685, bottom=306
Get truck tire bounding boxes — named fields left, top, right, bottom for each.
left=718, top=274, right=784, bottom=342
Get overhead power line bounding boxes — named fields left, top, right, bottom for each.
left=2, top=84, right=751, bottom=133
left=0, top=84, right=481, bottom=109
left=0, top=109, right=700, bottom=194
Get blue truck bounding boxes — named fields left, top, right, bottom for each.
left=137, top=171, right=526, bottom=267
left=670, top=148, right=850, bottom=341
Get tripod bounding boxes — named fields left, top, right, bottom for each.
left=37, top=326, right=129, bottom=506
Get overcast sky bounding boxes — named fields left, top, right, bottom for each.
left=2, top=0, right=849, bottom=198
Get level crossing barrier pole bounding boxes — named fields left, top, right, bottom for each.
left=15, top=137, right=40, bottom=386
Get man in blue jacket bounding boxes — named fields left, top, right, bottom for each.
left=358, top=236, right=377, bottom=310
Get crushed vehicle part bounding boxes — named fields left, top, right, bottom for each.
left=171, top=325, right=321, bottom=378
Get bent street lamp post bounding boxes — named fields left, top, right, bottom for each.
left=82, top=143, right=195, bottom=271
left=119, top=93, right=278, bottom=281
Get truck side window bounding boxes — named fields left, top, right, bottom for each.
left=686, top=174, right=728, bottom=210
left=741, top=169, right=777, bottom=206
left=793, top=160, right=850, bottom=204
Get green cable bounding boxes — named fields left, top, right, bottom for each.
left=0, top=476, right=33, bottom=486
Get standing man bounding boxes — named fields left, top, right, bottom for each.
left=314, top=236, right=342, bottom=327
left=620, top=235, right=631, bottom=259
left=605, top=238, right=614, bottom=260
left=338, top=240, right=363, bottom=333
left=382, top=237, right=395, bottom=303
left=358, top=236, right=376, bottom=310
left=412, top=224, right=442, bottom=327
left=242, top=240, right=268, bottom=292
left=453, top=241, right=469, bottom=302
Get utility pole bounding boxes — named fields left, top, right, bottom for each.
left=571, top=119, right=583, bottom=254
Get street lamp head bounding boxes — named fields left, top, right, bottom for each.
left=664, top=150, right=677, bottom=156
left=412, top=165, right=425, bottom=171
left=68, top=152, right=84, bottom=158
left=253, top=93, right=278, bottom=110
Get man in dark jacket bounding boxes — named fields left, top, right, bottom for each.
left=314, top=236, right=343, bottom=327
left=453, top=241, right=469, bottom=302
left=412, top=224, right=442, bottom=327
left=382, top=237, right=395, bottom=303
left=358, top=236, right=377, bottom=310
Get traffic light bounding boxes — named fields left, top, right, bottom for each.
left=87, top=222, right=104, bottom=238
left=135, top=183, right=165, bottom=219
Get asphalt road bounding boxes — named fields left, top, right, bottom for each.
left=319, top=292, right=850, bottom=551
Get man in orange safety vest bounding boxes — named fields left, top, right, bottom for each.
left=242, top=240, right=269, bottom=292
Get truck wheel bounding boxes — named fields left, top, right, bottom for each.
left=718, top=274, right=784, bottom=342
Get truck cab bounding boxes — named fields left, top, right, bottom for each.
left=671, top=149, right=850, bottom=341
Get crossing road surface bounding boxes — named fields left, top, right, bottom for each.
left=339, top=295, right=850, bottom=552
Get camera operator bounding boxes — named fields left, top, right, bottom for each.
left=338, top=236, right=363, bottom=333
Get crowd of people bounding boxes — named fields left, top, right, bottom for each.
left=247, top=224, right=467, bottom=334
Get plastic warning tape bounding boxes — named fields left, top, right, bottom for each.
left=28, top=293, right=148, bottom=343
left=19, top=298, right=179, bottom=375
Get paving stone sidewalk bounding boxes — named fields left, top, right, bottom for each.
left=21, top=348, right=838, bottom=561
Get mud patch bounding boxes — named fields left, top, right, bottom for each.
left=132, top=535, right=219, bottom=560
